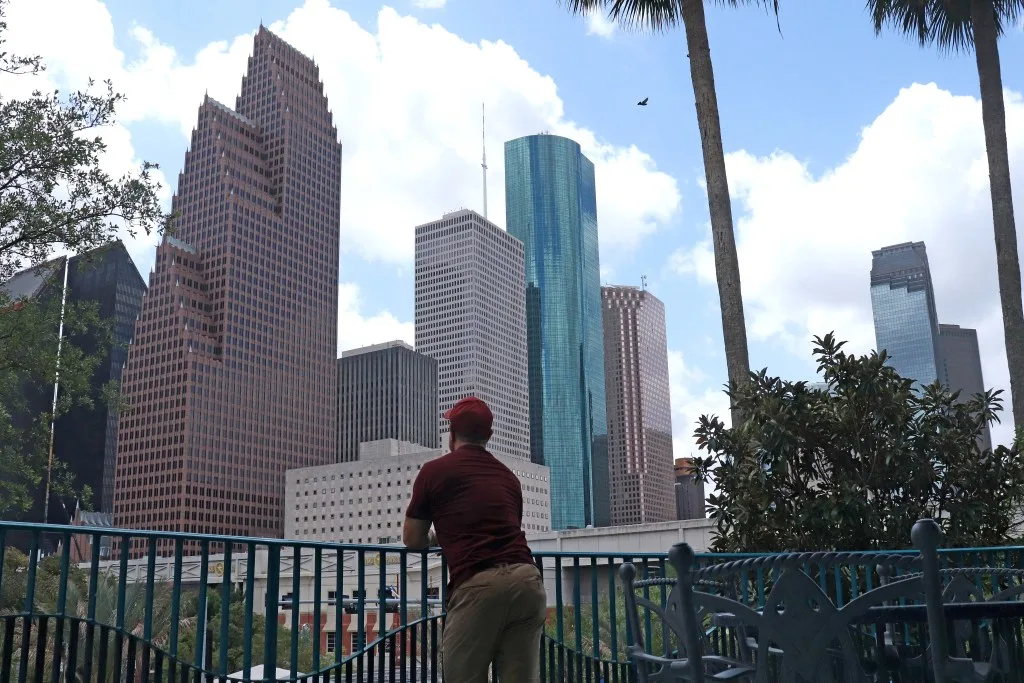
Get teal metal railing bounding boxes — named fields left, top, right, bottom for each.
left=2, top=521, right=1023, bottom=682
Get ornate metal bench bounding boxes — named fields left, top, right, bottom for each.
left=618, top=519, right=1022, bottom=683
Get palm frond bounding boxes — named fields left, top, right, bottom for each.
left=717, top=0, right=782, bottom=33
left=562, top=0, right=781, bottom=35
left=866, top=0, right=1024, bottom=54
left=561, top=0, right=683, bottom=33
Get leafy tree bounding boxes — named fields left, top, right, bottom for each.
left=694, top=333, right=1024, bottom=553
left=0, top=0, right=165, bottom=514
left=177, top=589, right=322, bottom=676
left=546, top=584, right=673, bottom=663
left=0, top=285, right=109, bottom=518
left=560, top=0, right=778, bottom=423
left=867, top=0, right=1024, bottom=429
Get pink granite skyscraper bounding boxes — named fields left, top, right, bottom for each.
left=601, top=286, right=676, bottom=526
left=114, top=27, right=341, bottom=549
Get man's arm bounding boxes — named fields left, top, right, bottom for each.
left=403, top=465, right=438, bottom=550
left=403, top=517, right=433, bottom=550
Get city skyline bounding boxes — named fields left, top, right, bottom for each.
left=8, top=0, right=1023, bottom=452
left=112, top=27, right=342, bottom=546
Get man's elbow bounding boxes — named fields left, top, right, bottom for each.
left=403, top=534, right=425, bottom=550
left=403, top=525, right=428, bottom=550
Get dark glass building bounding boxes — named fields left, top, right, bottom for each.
left=505, top=133, right=609, bottom=529
left=114, top=27, right=342, bottom=549
left=337, top=341, right=439, bottom=461
left=674, top=457, right=706, bottom=521
left=938, top=324, right=993, bottom=450
left=870, top=242, right=942, bottom=387
left=1, top=241, right=146, bottom=522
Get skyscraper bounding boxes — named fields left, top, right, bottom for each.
left=938, top=324, right=993, bottom=450
left=337, top=341, right=439, bottom=461
left=601, top=286, right=676, bottom=525
left=870, top=242, right=942, bottom=387
left=505, top=133, right=609, bottom=529
left=674, top=457, right=706, bottom=521
left=113, top=28, right=341, bottom=546
left=414, top=209, right=530, bottom=461
left=2, top=242, right=145, bottom=521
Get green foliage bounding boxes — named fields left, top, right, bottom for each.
left=694, top=333, right=1024, bottom=553
left=0, top=0, right=165, bottom=514
left=545, top=583, right=673, bottom=663
left=866, top=0, right=1024, bottom=53
left=559, top=0, right=780, bottom=32
left=177, top=588, right=323, bottom=675
left=0, top=288, right=110, bottom=516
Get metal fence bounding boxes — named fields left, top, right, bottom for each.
left=2, top=521, right=1023, bottom=682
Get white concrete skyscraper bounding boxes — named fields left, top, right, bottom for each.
left=414, top=209, right=531, bottom=461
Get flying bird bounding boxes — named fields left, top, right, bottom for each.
left=637, top=97, right=649, bottom=106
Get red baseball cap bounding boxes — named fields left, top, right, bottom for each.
left=443, top=396, right=493, bottom=439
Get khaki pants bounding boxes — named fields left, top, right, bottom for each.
left=442, top=563, right=548, bottom=683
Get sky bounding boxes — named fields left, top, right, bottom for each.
left=5, top=0, right=1024, bottom=455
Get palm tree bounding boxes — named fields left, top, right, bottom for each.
left=563, top=1, right=777, bottom=424
left=868, top=0, right=1024, bottom=429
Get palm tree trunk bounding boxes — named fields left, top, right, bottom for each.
left=680, top=0, right=750, bottom=425
left=970, top=0, right=1024, bottom=431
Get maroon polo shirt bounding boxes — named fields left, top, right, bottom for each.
left=406, top=444, right=535, bottom=593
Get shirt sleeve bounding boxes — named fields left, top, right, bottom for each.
left=516, top=478, right=523, bottom=523
left=406, top=464, right=433, bottom=521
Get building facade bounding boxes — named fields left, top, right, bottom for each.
left=337, top=341, right=438, bottom=461
left=870, top=242, right=942, bottom=387
left=113, top=28, right=342, bottom=549
left=2, top=242, right=146, bottom=524
left=285, top=440, right=551, bottom=543
left=601, top=286, right=676, bottom=525
left=938, top=324, right=992, bottom=450
left=414, top=209, right=531, bottom=461
left=674, top=457, right=706, bottom=521
left=505, top=133, right=609, bottom=529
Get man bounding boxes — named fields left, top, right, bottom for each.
left=404, top=396, right=547, bottom=683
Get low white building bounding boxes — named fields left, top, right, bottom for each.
left=285, top=440, right=552, bottom=543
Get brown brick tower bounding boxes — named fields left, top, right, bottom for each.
left=113, top=27, right=341, bottom=548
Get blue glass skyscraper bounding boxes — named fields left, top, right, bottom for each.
left=505, top=133, right=610, bottom=529
left=870, top=242, right=942, bottom=387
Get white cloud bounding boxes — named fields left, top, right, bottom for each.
left=585, top=9, right=616, bottom=38
left=4, top=0, right=680, bottom=269
left=671, top=82, right=1022, bottom=446
left=668, top=349, right=730, bottom=459
left=337, top=283, right=414, bottom=354
left=0, top=0, right=172, bottom=271
left=412, top=0, right=447, bottom=8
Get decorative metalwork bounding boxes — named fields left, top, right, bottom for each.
left=619, top=519, right=1024, bottom=683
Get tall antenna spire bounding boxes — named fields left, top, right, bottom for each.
left=481, top=102, right=488, bottom=219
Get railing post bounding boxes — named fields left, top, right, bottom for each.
left=668, top=543, right=704, bottom=683
left=264, top=543, right=281, bottom=678
left=912, top=519, right=949, bottom=683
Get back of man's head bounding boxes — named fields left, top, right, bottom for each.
left=444, top=396, right=493, bottom=445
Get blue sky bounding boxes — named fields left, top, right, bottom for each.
left=7, top=0, right=1024, bottom=452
